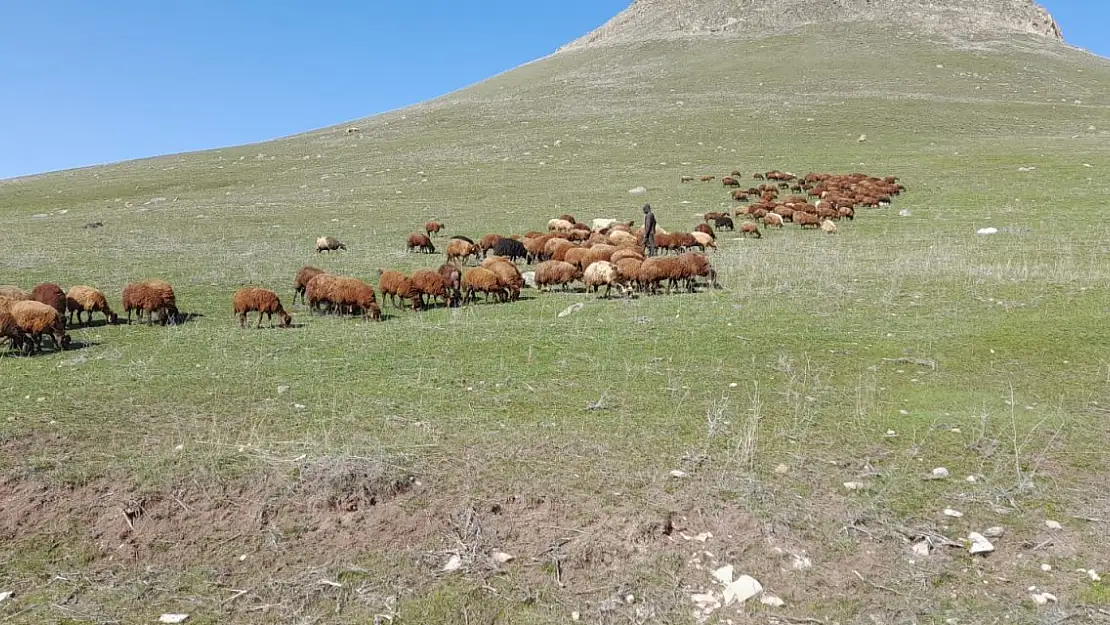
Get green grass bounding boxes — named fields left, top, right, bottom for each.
left=2, top=23, right=1110, bottom=624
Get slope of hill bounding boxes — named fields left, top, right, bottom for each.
left=2, top=5, right=1110, bottom=624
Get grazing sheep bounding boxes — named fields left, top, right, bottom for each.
left=608, top=230, right=637, bottom=247
left=714, top=215, right=735, bottom=231
left=446, top=238, right=480, bottom=265
left=562, top=246, right=591, bottom=270
left=31, top=283, right=67, bottom=316
left=795, top=212, right=820, bottom=229
left=407, top=232, right=436, bottom=254
left=0, top=286, right=29, bottom=301
left=425, top=221, right=444, bottom=236
left=546, top=238, right=576, bottom=263
left=680, top=175, right=694, bottom=183
left=294, top=266, right=326, bottom=305
left=558, top=214, right=577, bottom=225
left=700, top=175, right=715, bottom=182
left=482, top=257, right=524, bottom=301
left=522, top=234, right=553, bottom=264
left=232, top=287, right=292, bottom=328
left=694, top=223, right=715, bottom=238
left=838, top=206, right=855, bottom=220
left=740, top=222, right=762, bottom=238
left=66, top=285, right=118, bottom=325
left=753, top=173, right=765, bottom=180
left=638, top=256, right=681, bottom=294
left=492, top=237, right=527, bottom=263
left=691, top=231, right=717, bottom=250
left=461, top=267, right=508, bottom=304
left=677, top=252, right=718, bottom=290
left=306, top=274, right=377, bottom=319
left=821, top=219, right=839, bottom=234
left=731, top=190, right=750, bottom=202
left=583, top=261, right=624, bottom=298
left=702, top=211, right=725, bottom=223
left=377, top=270, right=422, bottom=311
left=722, top=176, right=741, bottom=187
left=0, top=311, right=28, bottom=353
left=763, top=212, right=785, bottom=228
left=122, top=279, right=178, bottom=325
left=614, top=258, right=643, bottom=291
left=438, top=263, right=463, bottom=305
left=547, top=218, right=575, bottom=233
left=478, top=234, right=503, bottom=257
left=534, top=261, right=581, bottom=292
left=315, top=236, right=347, bottom=253
left=610, top=248, right=645, bottom=264
left=412, top=269, right=454, bottom=308
left=9, top=300, right=70, bottom=352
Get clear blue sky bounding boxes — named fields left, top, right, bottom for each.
left=0, top=0, right=1104, bottom=180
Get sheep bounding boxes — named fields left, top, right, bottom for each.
left=522, top=234, right=553, bottom=264
left=232, top=287, right=292, bottom=328
left=680, top=175, right=694, bottom=183
left=821, top=219, right=839, bottom=234
left=315, top=236, right=346, bottom=253
left=547, top=218, right=574, bottom=233
left=691, top=231, right=717, bottom=250
left=438, top=264, right=463, bottom=304
left=763, top=212, right=785, bottom=228
left=425, top=221, right=444, bottom=236
left=461, top=267, right=509, bottom=304
left=638, top=256, right=681, bottom=294
left=608, top=230, right=637, bottom=247
left=449, top=235, right=476, bottom=245
left=795, top=212, right=820, bottom=229
left=694, top=223, right=715, bottom=238
left=446, top=238, right=480, bottom=265
left=714, top=215, right=735, bottom=231
left=558, top=214, right=577, bottom=225
left=702, top=211, right=726, bottom=223
left=838, top=206, right=855, bottom=220
left=0, top=311, right=28, bottom=353
left=66, top=286, right=118, bottom=325
left=583, top=261, right=624, bottom=298
left=753, top=173, right=765, bottom=180
left=614, top=258, right=643, bottom=291
left=740, top=223, right=762, bottom=238
left=377, top=270, right=422, bottom=311
left=731, top=190, right=750, bottom=202
left=610, top=248, right=645, bottom=264
left=534, top=261, right=581, bottom=292
left=482, top=257, right=524, bottom=301
left=677, top=252, right=718, bottom=291
left=722, top=176, right=741, bottom=187
left=294, top=266, right=326, bottom=305
left=478, top=234, right=502, bottom=257
left=9, top=300, right=70, bottom=352
left=407, top=232, right=436, bottom=254
left=412, top=269, right=454, bottom=308
left=305, top=274, right=378, bottom=319
left=122, top=279, right=178, bottom=325
left=0, top=286, right=29, bottom=301
left=31, top=283, right=67, bottom=317
left=546, top=238, right=576, bottom=263
left=591, top=218, right=620, bottom=231
left=700, top=175, right=715, bottom=182
left=563, top=246, right=591, bottom=270
left=492, top=237, right=527, bottom=263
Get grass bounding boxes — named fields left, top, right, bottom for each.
left=2, top=22, right=1110, bottom=624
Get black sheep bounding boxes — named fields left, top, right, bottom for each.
left=714, top=215, right=735, bottom=231
left=491, top=237, right=528, bottom=263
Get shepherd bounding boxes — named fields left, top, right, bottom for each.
left=642, top=203, right=657, bottom=257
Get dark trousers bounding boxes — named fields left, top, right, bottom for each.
left=645, top=234, right=656, bottom=257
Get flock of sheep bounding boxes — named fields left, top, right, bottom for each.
left=0, top=169, right=903, bottom=356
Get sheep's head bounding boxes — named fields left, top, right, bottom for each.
left=279, top=311, right=293, bottom=328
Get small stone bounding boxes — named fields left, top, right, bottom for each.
left=912, top=542, right=930, bottom=557
left=158, top=616, right=190, bottom=624
left=792, top=554, right=812, bottom=570
left=729, top=382, right=738, bottom=388
left=173, top=444, right=184, bottom=452
left=1046, top=520, right=1063, bottom=530
left=968, top=533, right=995, bottom=555
left=943, top=508, right=964, bottom=518
left=760, top=595, right=785, bottom=607
left=629, top=186, right=647, bottom=195
left=723, top=575, right=762, bottom=605
left=931, top=467, right=951, bottom=479
left=843, top=481, right=866, bottom=491
left=982, top=526, right=1005, bottom=538
left=966, top=475, right=977, bottom=483
left=492, top=551, right=514, bottom=564
left=713, top=565, right=735, bottom=584
left=239, top=554, right=247, bottom=562
left=774, top=464, right=789, bottom=474
left=293, top=403, right=307, bottom=410
left=277, top=385, right=290, bottom=395
left=443, top=554, right=462, bottom=572
left=1090, top=570, right=1102, bottom=582
left=571, top=611, right=580, bottom=621
left=691, top=592, right=719, bottom=608
left=670, top=469, right=689, bottom=478
left=885, top=429, right=897, bottom=437
left=0, top=591, right=12, bottom=604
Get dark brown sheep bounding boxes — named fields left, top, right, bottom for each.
left=122, top=279, right=178, bottom=325
left=478, top=234, right=503, bottom=258
left=740, top=222, right=762, bottom=238
left=233, top=287, right=292, bottom=328
left=377, top=270, right=422, bottom=311
left=461, top=267, right=508, bottom=304
left=425, top=221, right=444, bottom=236
left=31, top=283, right=66, bottom=317
left=294, top=266, right=325, bottom=305
left=412, top=270, right=453, bottom=308
left=482, top=257, right=524, bottom=302
left=438, top=264, right=462, bottom=304
left=534, top=261, right=581, bottom=292
left=407, top=232, right=436, bottom=254
left=794, top=212, right=820, bottom=228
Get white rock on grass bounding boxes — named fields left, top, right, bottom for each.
left=1046, top=520, right=1063, bottom=530
left=943, top=508, right=964, bottom=518
left=968, top=533, right=995, bottom=555
left=158, top=616, right=190, bottom=624
left=760, top=595, right=786, bottom=607
left=1090, top=569, right=1103, bottom=582
left=723, top=575, right=763, bottom=605
left=1031, top=592, right=1058, bottom=605
left=982, top=526, right=1006, bottom=538
left=912, top=542, right=931, bottom=557
left=977, top=227, right=998, bottom=235
left=629, top=186, right=647, bottom=195
left=443, top=554, right=462, bottom=572
left=670, top=469, right=689, bottom=478
left=492, top=551, right=514, bottom=564
left=713, top=565, right=735, bottom=584
left=843, top=481, right=866, bottom=491
left=0, top=591, right=12, bottom=604
left=930, top=467, right=951, bottom=479
left=792, top=554, right=813, bottom=570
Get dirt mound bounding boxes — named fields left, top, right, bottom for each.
left=560, top=0, right=1063, bottom=50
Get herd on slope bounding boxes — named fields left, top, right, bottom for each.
left=1, top=169, right=903, bottom=356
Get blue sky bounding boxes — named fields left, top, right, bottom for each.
left=0, top=0, right=1104, bottom=180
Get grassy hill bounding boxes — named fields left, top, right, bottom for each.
left=3, top=21, right=1110, bottom=624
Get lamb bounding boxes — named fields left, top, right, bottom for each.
left=425, top=221, right=444, bottom=236
left=482, top=257, right=524, bottom=301
left=294, top=266, right=326, bottom=305
left=377, top=270, right=422, bottom=311
left=821, top=219, right=839, bottom=234
left=9, top=300, right=70, bottom=352
left=461, top=267, right=509, bottom=304
left=763, top=212, right=785, bottom=228
left=232, top=287, right=292, bottom=328
left=714, top=215, right=735, bottom=231
left=315, top=236, right=347, bottom=253
left=583, top=261, right=625, bottom=298
left=66, top=285, right=118, bottom=325
left=0, top=286, right=29, bottom=301
left=547, top=218, right=575, bottom=233
left=411, top=269, right=454, bottom=308
left=533, top=260, right=581, bottom=292
left=406, top=232, right=436, bottom=254
left=31, top=283, right=67, bottom=316
left=492, top=237, right=527, bottom=263
left=446, top=238, right=480, bottom=265
left=691, top=231, right=717, bottom=250
left=122, top=279, right=178, bottom=325
left=740, top=222, right=762, bottom=238
left=478, top=234, right=503, bottom=257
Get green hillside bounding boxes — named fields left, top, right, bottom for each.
left=2, top=23, right=1110, bottom=624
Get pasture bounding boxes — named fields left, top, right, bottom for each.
left=2, top=25, right=1110, bottom=624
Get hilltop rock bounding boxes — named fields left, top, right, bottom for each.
left=560, top=0, right=1062, bottom=50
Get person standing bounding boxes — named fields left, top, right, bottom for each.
left=642, top=203, right=657, bottom=257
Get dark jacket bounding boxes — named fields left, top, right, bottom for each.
left=643, top=211, right=657, bottom=237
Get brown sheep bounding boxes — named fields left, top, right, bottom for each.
left=694, top=223, right=715, bottom=238
left=614, top=258, right=643, bottom=291
left=9, top=300, right=70, bottom=352
left=522, top=234, right=552, bottom=263
left=66, top=285, right=118, bottom=325
left=294, top=266, right=326, bottom=305
left=0, top=310, right=29, bottom=353
left=731, top=190, right=750, bottom=202
left=610, top=248, right=645, bottom=264
left=31, top=283, right=66, bottom=317
left=795, top=212, right=821, bottom=229
left=478, top=234, right=503, bottom=257
left=763, top=212, right=785, bottom=228
left=438, top=263, right=463, bottom=304
left=563, top=246, right=591, bottom=270
left=534, top=261, right=581, bottom=292
left=546, top=237, right=576, bottom=262
left=558, top=214, right=577, bottom=225
left=122, top=279, right=178, bottom=325
left=547, top=218, right=575, bottom=233
left=700, top=175, right=715, bottom=182
left=306, top=274, right=377, bottom=319
left=377, top=270, right=422, bottom=311
left=425, top=221, right=444, bottom=236
left=722, top=176, right=741, bottom=187
left=407, top=232, right=436, bottom=254
left=461, top=267, right=508, bottom=304
left=412, top=270, right=454, bottom=309
left=638, top=256, right=682, bottom=294
left=232, top=287, right=292, bottom=328
left=740, top=223, right=762, bottom=238
left=482, top=257, right=524, bottom=301
left=0, top=286, right=29, bottom=301
left=691, top=231, right=717, bottom=250
left=838, top=206, right=855, bottom=220
left=680, top=175, right=694, bottom=183
left=608, top=230, right=637, bottom=247
left=583, top=261, right=624, bottom=298
left=677, top=252, right=718, bottom=291
left=753, top=173, right=765, bottom=180
left=315, top=236, right=346, bottom=253
left=446, top=239, right=480, bottom=265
